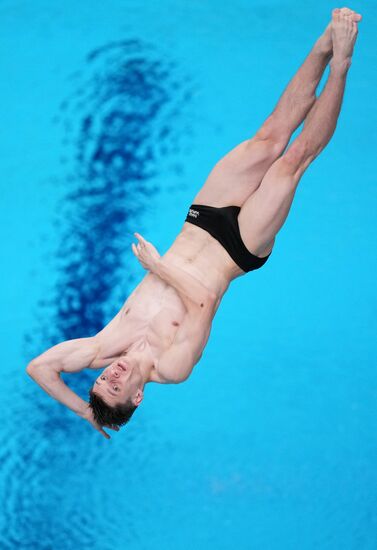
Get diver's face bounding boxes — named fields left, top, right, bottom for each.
left=93, top=358, right=144, bottom=407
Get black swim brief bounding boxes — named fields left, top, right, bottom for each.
left=185, top=204, right=271, bottom=272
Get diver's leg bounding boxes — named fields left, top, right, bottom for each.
left=192, top=20, right=333, bottom=207
left=253, top=7, right=360, bottom=147
left=238, top=9, right=359, bottom=257
left=192, top=8, right=361, bottom=208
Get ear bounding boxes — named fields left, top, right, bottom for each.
left=133, top=389, right=143, bottom=407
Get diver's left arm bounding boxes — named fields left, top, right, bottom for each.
left=26, top=338, right=100, bottom=416
left=26, top=338, right=119, bottom=438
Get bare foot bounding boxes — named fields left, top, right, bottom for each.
left=336, top=7, right=362, bottom=22
left=315, top=7, right=362, bottom=56
left=316, top=22, right=334, bottom=55
left=331, top=7, right=360, bottom=66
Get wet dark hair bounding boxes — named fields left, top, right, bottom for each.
left=88, top=389, right=137, bottom=427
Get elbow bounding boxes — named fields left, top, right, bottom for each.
left=26, top=359, right=58, bottom=384
left=26, top=358, right=43, bottom=377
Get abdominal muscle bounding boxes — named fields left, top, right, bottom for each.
left=98, top=223, right=244, bottom=372
left=163, top=222, right=244, bottom=297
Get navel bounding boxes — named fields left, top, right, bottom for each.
left=172, top=321, right=180, bottom=326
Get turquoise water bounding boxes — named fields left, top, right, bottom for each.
left=1, top=1, right=376, bottom=548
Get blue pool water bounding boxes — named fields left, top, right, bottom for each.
left=1, top=1, right=376, bottom=549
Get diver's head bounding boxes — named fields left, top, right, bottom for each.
left=89, top=357, right=144, bottom=427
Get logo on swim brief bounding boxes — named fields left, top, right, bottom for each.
left=188, top=208, right=199, bottom=218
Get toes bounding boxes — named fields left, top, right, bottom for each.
left=339, top=7, right=362, bottom=21
left=347, top=12, right=362, bottom=22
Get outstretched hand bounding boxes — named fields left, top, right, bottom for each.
left=81, top=404, right=120, bottom=440
left=132, top=232, right=161, bottom=272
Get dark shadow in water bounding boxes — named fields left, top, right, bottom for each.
left=3, top=39, right=196, bottom=549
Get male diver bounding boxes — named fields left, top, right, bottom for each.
left=27, top=8, right=361, bottom=438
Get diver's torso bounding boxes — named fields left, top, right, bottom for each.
left=98, top=273, right=187, bottom=368
left=125, top=273, right=187, bottom=358
left=100, top=224, right=239, bottom=370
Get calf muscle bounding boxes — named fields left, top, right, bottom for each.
left=291, top=64, right=349, bottom=168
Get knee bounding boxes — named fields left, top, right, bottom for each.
left=221, top=135, right=285, bottom=175
left=280, top=140, right=312, bottom=175
left=255, top=114, right=291, bottom=151
left=265, top=140, right=314, bottom=193
left=248, top=135, right=287, bottom=163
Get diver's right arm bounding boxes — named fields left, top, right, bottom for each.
left=132, top=232, right=217, bottom=312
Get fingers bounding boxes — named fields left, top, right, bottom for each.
left=134, top=232, right=144, bottom=241
left=132, top=233, right=147, bottom=259
left=98, top=424, right=119, bottom=440
left=134, top=232, right=147, bottom=247
left=99, top=428, right=111, bottom=439
left=132, top=242, right=143, bottom=259
left=131, top=242, right=146, bottom=269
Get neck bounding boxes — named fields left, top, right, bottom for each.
left=124, top=337, right=155, bottom=384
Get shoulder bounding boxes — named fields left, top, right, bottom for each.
left=149, top=368, right=190, bottom=384
left=148, top=369, right=166, bottom=383
left=154, top=339, right=196, bottom=384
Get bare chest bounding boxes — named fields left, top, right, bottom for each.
left=122, top=274, right=187, bottom=360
